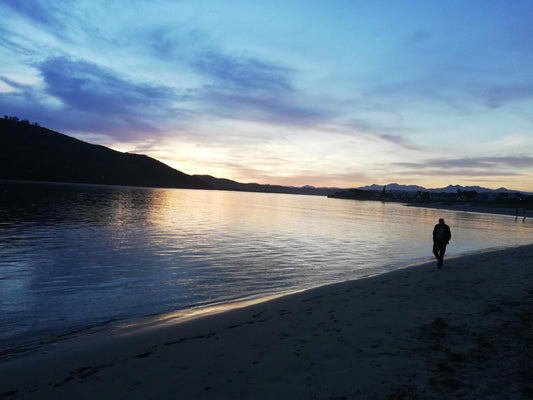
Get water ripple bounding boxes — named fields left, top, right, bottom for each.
left=1, top=181, right=531, bottom=355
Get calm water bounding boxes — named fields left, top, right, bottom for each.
left=1, top=181, right=532, bottom=355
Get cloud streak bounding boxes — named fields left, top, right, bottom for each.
left=39, top=57, right=177, bottom=115
left=3, top=0, right=63, bottom=28
left=396, top=156, right=533, bottom=170
left=392, top=156, right=533, bottom=182
left=483, top=84, right=533, bottom=109
left=0, top=56, right=191, bottom=139
left=192, top=50, right=334, bottom=126
left=194, top=52, right=293, bottom=92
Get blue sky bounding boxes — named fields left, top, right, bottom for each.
left=1, top=0, right=532, bottom=191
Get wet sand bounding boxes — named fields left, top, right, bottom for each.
left=1, top=244, right=532, bottom=399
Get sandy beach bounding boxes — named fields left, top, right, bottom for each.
left=1, top=245, right=532, bottom=399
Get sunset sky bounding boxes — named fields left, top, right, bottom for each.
left=1, top=1, right=532, bottom=191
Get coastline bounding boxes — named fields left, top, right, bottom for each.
left=406, top=202, right=530, bottom=218
left=1, top=244, right=532, bottom=399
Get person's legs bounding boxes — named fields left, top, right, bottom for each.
left=433, top=242, right=447, bottom=268
left=440, top=244, right=447, bottom=260
left=432, top=243, right=440, bottom=260
left=437, top=243, right=447, bottom=268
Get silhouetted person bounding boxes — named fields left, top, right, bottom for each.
left=433, top=218, right=451, bottom=268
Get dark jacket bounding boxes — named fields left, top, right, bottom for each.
left=433, top=223, right=451, bottom=243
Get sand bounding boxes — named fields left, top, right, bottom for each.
left=1, top=245, right=532, bottom=399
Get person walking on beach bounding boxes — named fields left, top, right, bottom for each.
left=433, top=218, right=451, bottom=268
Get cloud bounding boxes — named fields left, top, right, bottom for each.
left=146, top=25, right=210, bottom=62
left=0, top=56, right=195, bottom=139
left=3, top=0, right=63, bottom=27
left=400, top=169, right=520, bottom=178
left=406, top=29, right=431, bottom=45
left=0, top=26, right=37, bottom=56
left=393, top=156, right=533, bottom=176
left=142, top=28, right=329, bottom=127
left=192, top=50, right=333, bottom=126
left=39, top=57, right=178, bottom=114
left=376, top=133, right=419, bottom=149
left=483, top=84, right=533, bottom=109
left=199, top=89, right=330, bottom=126
left=1, top=51, right=333, bottom=141
left=429, top=156, right=533, bottom=169
left=0, top=76, right=28, bottom=91
left=194, top=51, right=293, bottom=92
left=340, top=119, right=420, bottom=151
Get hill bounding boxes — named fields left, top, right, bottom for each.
left=3, top=117, right=526, bottom=199
left=0, top=118, right=210, bottom=189
left=194, top=175, right=339, bottom=196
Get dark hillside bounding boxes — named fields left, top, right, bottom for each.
left=0, top=118, right=210, bottom=189
left=194, top=174, right=339, bottom=196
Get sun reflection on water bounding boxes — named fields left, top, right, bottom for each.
left=0, top=181, right=531, bottom=351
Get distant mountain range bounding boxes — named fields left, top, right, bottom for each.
left=358, top=183, right=524, bottom=194
left=194, top=175, right=339, bottom=196
left=1, top=118, right=526, bottom=195
left=0, top=118, right=338, bottom=195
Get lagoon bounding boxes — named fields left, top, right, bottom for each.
left=1, top=181, right=531, bottom=355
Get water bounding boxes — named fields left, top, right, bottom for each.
left=1, top=181, right=532, bottom=355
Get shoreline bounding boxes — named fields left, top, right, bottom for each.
left=0, top=247, right=498, bottom=362
left=2, top=244, right=532, bottom=399
left=0, top=247, right=503, bottom=362
left=406, top=202, right=530, bottom=218
left=0, top=290, right=301, bottom=362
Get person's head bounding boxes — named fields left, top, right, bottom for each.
left=439, top=218, right=445, bottom=224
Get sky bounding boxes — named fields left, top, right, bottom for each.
left=1, top=1, right=532, bottom=191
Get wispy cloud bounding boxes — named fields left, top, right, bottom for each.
left=1, top=49, right=335, bottom=140
left=39, top=57, right=177, bottom=115
left=483, top=84, right=533, bottom=109
left=0, top=56, right=193, bottom=139
left=192, top=50, right=333, bottom=126
left=0, top=26, right=37, bottom=56
left=394, top=156, right=533, bottom=175
left=194, top=52, right=293, bottom=92
left=3, top=0, right=64, bottom=28
left=198, top=89, right=330, bottom=125
left=406, top=29, right=432, bottom=45
left=340, top=119, right=420, bottom=151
